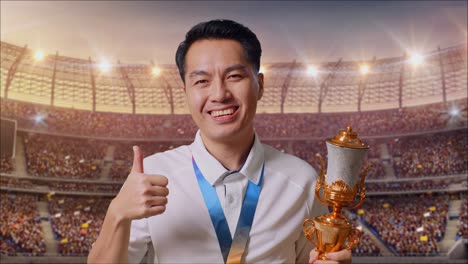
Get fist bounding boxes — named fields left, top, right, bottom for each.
left=110, top=146, right=169, bottom=221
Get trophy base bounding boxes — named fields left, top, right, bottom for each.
left=304, top=214, right=361, bottom=259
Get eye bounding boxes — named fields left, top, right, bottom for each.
left=194, top=79, right=208, bottom=85
left=228, top=74, right=243, bottom=80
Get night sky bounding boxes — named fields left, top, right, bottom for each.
left=1, top=1, right=466, bottom=64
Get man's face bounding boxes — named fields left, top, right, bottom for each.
left=184, top=39, right=263, bottom=143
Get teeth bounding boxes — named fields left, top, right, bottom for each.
left=211, top=108, right=235, bottom=117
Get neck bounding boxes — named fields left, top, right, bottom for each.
left=200, top=130, right=255, bottom=171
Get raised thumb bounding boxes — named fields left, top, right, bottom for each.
left=132, top=146, right=144, bottom=173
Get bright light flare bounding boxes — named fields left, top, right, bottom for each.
left=151, top=67, right=161, bottom=76
left=307, top=65, right=319, bottom=77
left=409, top=53, right=424, bottom=66
left=99, top=60, right=111, bottom=73
left=450, top=107, right=460, bottom=117
left=34, top=113, right=45, bottom=124
left=34, top=51, right=44, bottom=61
left=259, top=66, right=266, bottom=74
left=360, top=64, right=370, bottom=75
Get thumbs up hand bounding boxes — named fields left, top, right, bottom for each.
left=110, top=146, right=169, bottom=221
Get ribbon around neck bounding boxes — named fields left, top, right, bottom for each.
left=192, top=157, right=264, bottom=263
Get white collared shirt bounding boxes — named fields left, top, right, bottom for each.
left=129, top=131, right=327, bottom=263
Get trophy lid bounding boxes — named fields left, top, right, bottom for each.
left=327, top=126, right=369, bottom=149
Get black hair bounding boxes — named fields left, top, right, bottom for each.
left=175, top=19, right=262, bottom=83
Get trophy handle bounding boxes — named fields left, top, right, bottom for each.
left=347, top=164, right=371, bottom=209
left=345, top=228, right=362, bottom=250
left=315, top=154, right=333, bottom=207
left=303, top=218, right=318, bottom=248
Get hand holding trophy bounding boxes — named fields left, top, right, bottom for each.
left=304, top=126, right=371, bottom=261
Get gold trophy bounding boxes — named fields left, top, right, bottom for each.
left=303, top=126, right=371, bottom=260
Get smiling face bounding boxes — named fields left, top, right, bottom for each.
left=184, top=39, right=264, bottom=144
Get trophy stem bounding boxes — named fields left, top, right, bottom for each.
left=331, top=205, right=345, bottom=219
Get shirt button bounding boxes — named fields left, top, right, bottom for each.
left=227, top=196, right=234, bottom=203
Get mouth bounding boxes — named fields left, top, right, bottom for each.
left=208, top=106, right=239, bottom=121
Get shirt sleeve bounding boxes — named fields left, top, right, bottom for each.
left=128, top=217, right=152, bottom=264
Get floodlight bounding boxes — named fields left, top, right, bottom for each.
left=409, top=53, right=424, bottom=66
left=34, top=114, right=45, bottom=123
left=259, top=66, right=266, bottom=74
left=99, top=60, right=111, bottom=73
left=360, top=64, right=370, bottom=75
left=450, top=107, right=460, bottom=117
left=307, top=65, right=318, bottom=77
left=152, top=67, right=161, bottom=76
left=34, top=51, right=44, bottom=61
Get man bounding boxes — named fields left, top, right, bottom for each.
left=88, top=19, right=351, bottom=263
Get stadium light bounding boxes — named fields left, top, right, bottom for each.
left=259, top=66, right=266, bottom=74
left=409, top=53, right=424, bottom=66
left=34, top=113, right=45, bottom=124
left=152, top=67, right=161, bottom=76
left=34, top=51, right=44, bottom=61
left=99, top=60, right=111, bottom=73
left=307, top=65, right=319, bottom=77
left=449, top=107, right=460, bottom=117
left=359, top=64, right=370, bottom=75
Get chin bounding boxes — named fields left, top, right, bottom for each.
left=203, top=126, right=245, bottom=142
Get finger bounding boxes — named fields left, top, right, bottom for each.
left=309, top=248, right=319, bottom=264
left=145, top=196, right=168, bottom=207
left=144, top=205, right=166, bottom=217
left=326, top=249, right=351, bottom=264
left=144, top=186, right=169, bottom=197
left=313, top=260, right=338, bottom=264
left=147, top=175, right=169, bottom=187
left=132, top=146, right=144, bottom=173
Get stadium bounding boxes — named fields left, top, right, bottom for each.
left=1, top=2, right=467, bottom=264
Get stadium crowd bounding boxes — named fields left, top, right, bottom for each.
left=48, top=195, right=111, bottom=255
left=353, top=233, right=383, bottom=257
left=456, top=195, right=468, bottom=240
left=389, top=130, right=467, bottom=178
left=0, top=155, right=13, bottom=173
left=360, top=194, right=449, bottom=256
left=365, top=179, right=451, bottom=193
left=23, top=134, right=106, bottom=179
left=346, top=215, right=382, bottom=257
left=0, top=192, right=46, bottom=256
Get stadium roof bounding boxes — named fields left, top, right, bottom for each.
left=1, top=41, right=466, bottom=114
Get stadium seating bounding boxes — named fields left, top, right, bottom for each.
left=0, top=193, right=46, bottom=256
left=48, top=195, right=111, bottom=255
left=360, top=194, right=449, bottom=256
left=389, top=130, right=467, bottom=178
left=23, top=134, right=106, bottom=179
left=456, top=195, right=468, bottom=240
left=0, top=155, right=13, bottom=173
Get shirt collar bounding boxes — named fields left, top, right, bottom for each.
left=190, top=130, right=265, bottom=186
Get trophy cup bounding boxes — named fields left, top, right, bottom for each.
left=303, top=126, right=371, bottom=260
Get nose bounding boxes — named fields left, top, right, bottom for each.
left=210, top=79, right=232, bottom=102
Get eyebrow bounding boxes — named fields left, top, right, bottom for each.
left=188, top=70, right=209, bottom=78
left=187, top=64, right=248, bottom=79
left=223, top=64, right=247, bottom=74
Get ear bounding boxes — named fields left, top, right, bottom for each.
left=257, top=73, right=264, bottom=101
